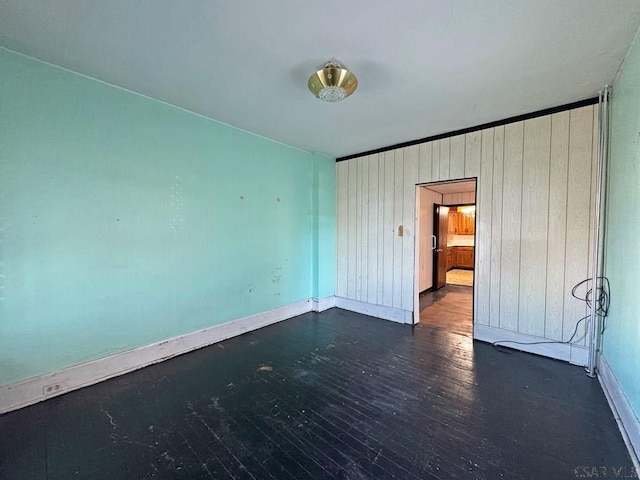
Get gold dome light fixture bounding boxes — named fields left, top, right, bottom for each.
left=307, top=59, right=358, bottom=102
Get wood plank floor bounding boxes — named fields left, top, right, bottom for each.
left=419, top=285, right=473, bottom=337
left=0, top=308, right=633, bottom=479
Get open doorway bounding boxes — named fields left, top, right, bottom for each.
left=414, top=180, right=476, bottom=337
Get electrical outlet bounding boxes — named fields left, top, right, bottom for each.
left=43, top=383, right=63, bottom=395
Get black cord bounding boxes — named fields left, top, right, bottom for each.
left=492, top=315, right=589, bottom=352
left=492, top=277, right=610, bottom=353
left=571, top=277, right=610, bottom=314
left=572, top=277, right=611, bottom=334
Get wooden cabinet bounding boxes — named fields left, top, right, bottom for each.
left=447, top=246, right=475, bottom=269
left=447, top=212, right=458, bottom=234
left=448, top=210, right=475, bottom=235
left=456, top=247, right=475, bottom=269
left=457, top=214, right=475, bottom=235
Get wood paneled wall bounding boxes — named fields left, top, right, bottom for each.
left=443, top=191, right=476, bottom=205
left=336, top=105, right=598, bottom=344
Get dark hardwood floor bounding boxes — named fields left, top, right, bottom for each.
left=419, top=284, right=473, bottom=337
left=0, top=308, right=632, bottom=479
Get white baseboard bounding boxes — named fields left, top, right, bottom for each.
left=334, top=297, right=413, bottom=324
left=597, top=355, right=640, bottom=471
left=312, top=296, right=336, bottom=312
left=473, top=324, right=589, bottom=366
left=0, top=299, right=313, bottom=415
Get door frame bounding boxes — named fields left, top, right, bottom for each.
left=413, top=179, right=478, bottom=325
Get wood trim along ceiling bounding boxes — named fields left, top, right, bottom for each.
left=337, top=97, right=598, bottom=162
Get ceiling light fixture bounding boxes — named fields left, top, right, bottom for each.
left=307, top=59, right=358, bottom=102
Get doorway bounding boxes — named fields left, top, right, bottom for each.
left=414, top=180, right=476, bottom=336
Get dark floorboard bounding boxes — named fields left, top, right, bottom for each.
left=0, top=308, right=633, bottom=479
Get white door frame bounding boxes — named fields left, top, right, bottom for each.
left=413, top=180, right=477, bottom=325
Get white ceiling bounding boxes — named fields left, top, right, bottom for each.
left=1, top=1, right=639, bottom=158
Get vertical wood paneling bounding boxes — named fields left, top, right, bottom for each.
left=402, top=146, right=418, bottom=310
left=545, top=112, right=570, bottom=340
left=442, top=191, right=475, bottom=205
left=519, top=116, right=551, bottom=336
left=347, top=159, right=358, bottom=299
left=360, top=157, right=369, bottom=302
left=465, top=131, right=482, bottom=178
left=355, top=157, right=363, bottom=301
left=392, top=149, right=404, bottom=308
left=431, top=140, right=440, bottom=182
left=336, top=161, right=349, bottom=297
left=450, top=134, right=466, bottom=179
left=499, top=121, right=524, bottom=332
left=439, top=138, right=451, bottom=180
left=382, top=151, right=395, bottom=306
left=489, top=126, right=505, bottom=328
left=367, top=155, right=379, bottom=303
left=376, top=154, right=385, bottom=304
left=335, top=105, right=598, bottom=351
left=418, top=143, right=432, bottom=184
left=563, top=107, right=594, bottom=344
left=476, top=129, right=494, bottom=326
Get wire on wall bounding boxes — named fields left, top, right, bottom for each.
left=492, top=277, right=611, bottom=354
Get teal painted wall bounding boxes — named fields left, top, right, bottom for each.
left=0, top=49, right=335, bottom=385
left=602, top=32, right=640, bottom=418
left=311, top=153, right=336, bottom=299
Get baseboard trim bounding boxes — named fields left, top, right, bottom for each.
left=473, top=324, right=588, bottom=366
left=0, top=299, right=313, bottom=415
left=334, top=297, right=413, bottom=324
left=597, top=355, right=640, bottom=471
left=312, top=296, right=336, bottom=312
